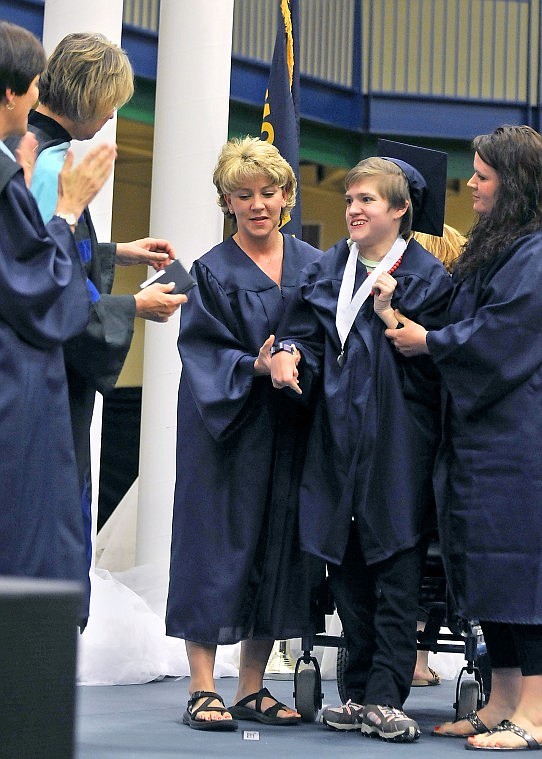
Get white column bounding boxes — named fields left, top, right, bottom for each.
left=42, top=0, right=124, bottom=560
left=135, top=0, right=234, bottom=564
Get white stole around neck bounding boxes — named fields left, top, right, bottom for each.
left=335, top=237, right=406, bottom=361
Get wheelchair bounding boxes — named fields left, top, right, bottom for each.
left=292, top=540, right=491, bottom=722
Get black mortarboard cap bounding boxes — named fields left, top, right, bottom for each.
left=377, top=138, right=447, bottom=236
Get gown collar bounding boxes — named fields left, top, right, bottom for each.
left=227, top=233, right=303, bottom=289
left=0, top=140, right=16, bottom=161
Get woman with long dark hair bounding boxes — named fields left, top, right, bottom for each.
left=387, top=125, right=542, bottom=750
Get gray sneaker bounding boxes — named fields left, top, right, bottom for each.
left=361, top=704, right=420, bottom=742
left=321, top=700, right=364, bottom=731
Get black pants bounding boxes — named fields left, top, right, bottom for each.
left=328, top=524, right=426, bottom=708
left=481, top=621, right=542, bottom=677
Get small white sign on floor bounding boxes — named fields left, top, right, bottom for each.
left=243, top=730, right=260, bottom=741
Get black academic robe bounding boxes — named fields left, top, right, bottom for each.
left=0, top=155, right=89, bottom=602
left=26, top=111, right=136, bottom=582
left=429, top=232, right=542, bottom=624
left=166, top=234, right=324, bottom=645
left=277, top=238, right=453, bottom=566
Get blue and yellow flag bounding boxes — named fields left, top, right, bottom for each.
left=261, top=0, right=301, bottom=238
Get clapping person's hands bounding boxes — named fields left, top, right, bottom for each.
left=55, top=143, right=117, bottom=224
left=15, top=131, right=38, bottom=188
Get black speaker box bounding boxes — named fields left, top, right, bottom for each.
left=0, top=576, right=82, bottom=759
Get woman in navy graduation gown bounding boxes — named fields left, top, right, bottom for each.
left=0, top=21, right=116, bottom=624
left=166, top=137, right=323, bottom=730
left=388, top=125, right=542, bottom=751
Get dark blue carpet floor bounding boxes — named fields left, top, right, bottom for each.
left=76, top=674, right=473, bottom=758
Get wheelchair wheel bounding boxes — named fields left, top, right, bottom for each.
left=456, top=679, right=480, bottom=719
left=294, top=666, right=321, bottom=722
left=336, top=639, right=349, bottom=704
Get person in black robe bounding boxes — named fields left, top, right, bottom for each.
left=0, top=21, right=116, bottom=624
left=166, top=136, right=323, bottom=731
left=8, top=33, right=187, bottom=622
left=387, top=125, right=542, bottom=751
left=271, top=146, right=452, bottom=742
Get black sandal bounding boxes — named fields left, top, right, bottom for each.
left=228, top=687, right=300, bottom=725
left=465, top=719, right=542, bottom=751
left=433, top=710, right=490, bottom=737
left=182, top=690, right=238, bottom=731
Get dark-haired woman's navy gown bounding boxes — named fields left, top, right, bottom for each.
left=429, top=232, right=542, bottom=624
left=166, top=234, right=324, bottom=645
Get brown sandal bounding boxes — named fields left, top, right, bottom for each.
left=412, top=666, right=441, bottom=687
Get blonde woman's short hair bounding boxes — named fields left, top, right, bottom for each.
left=38, top=32, right=134, bottom=121
left=345, top=156, right=413, bottom=238
left=213, top=136, right=297, bottom=222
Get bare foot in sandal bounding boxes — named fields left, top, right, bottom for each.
left=229, top=687, right=301, bottom=725
left=433, top=709, right=493, bottom=737
left=183, top=690, right=238, bottom=731
left=412, top=665, right=441, bottom=686
left=434, top=669, right=521, bottom=738
left=467, top=718, right=542, bottom=750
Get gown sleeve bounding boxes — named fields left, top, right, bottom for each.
left=395, top=263, right=453, bottom=330
left=427, top=236, right=542, bottom=417
left=393, top=259, right=453, bottom=406
left=63, top=222, right=135, bottom=394
left=178, top=261, right=261, bottom=442
left=0, top=171, right=89, bottom=349
left=275, top=268, right=326, bottom=396
left=62, top=292, right=135, bottom=392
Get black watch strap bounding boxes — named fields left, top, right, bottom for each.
left=270, top=341, right=297, bottom=356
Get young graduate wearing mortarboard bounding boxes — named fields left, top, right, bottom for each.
left=270, top=141, right=453, bottom=743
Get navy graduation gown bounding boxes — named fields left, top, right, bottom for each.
left=0, top=157, right=89, bottom=605
left=277, top=237, right=453, bottom=566
left=429, top=232, right=542, bottom=623
left=166, top=234, right=324, bottom=645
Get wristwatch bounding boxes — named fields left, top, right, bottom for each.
left=270, top=341, right=297, bottom=356
left=54, top=212, right=78, bottom=228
